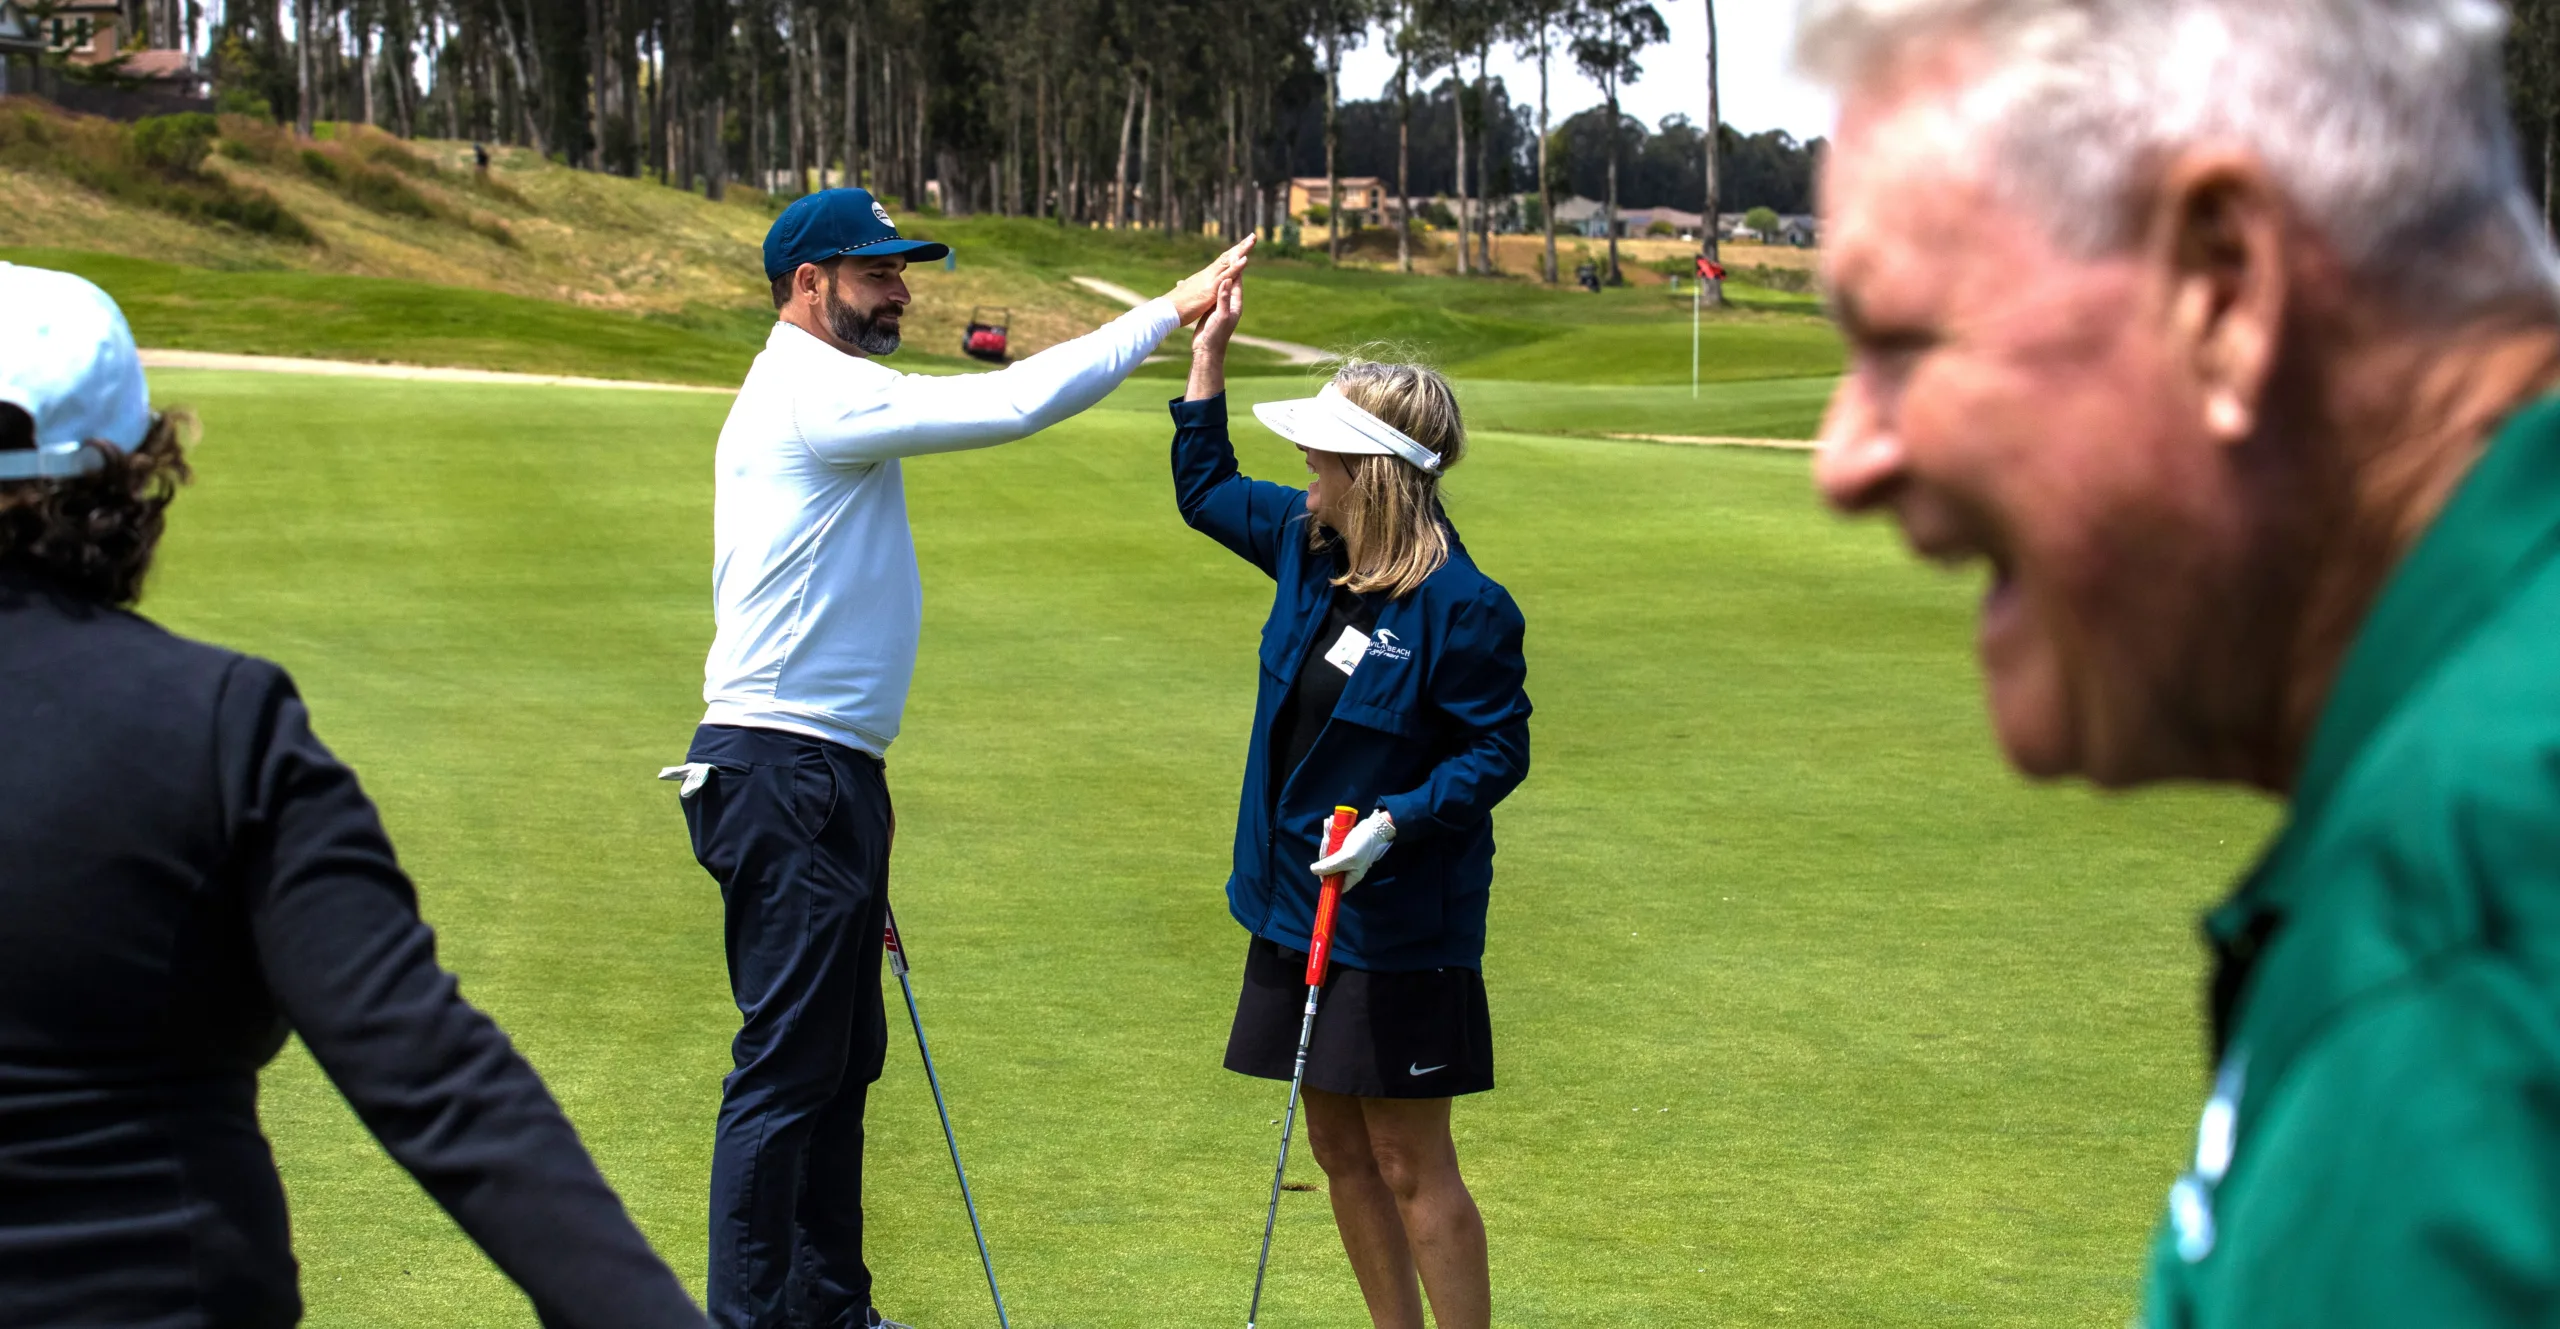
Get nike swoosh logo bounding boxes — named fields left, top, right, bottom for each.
left=1408, top=1062, right=1447, bottom=1076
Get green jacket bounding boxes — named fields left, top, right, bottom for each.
left=2144, top=399, right=2560, bottom=1326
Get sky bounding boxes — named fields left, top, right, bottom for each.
left=1334, top=3, right=1837, bottom=143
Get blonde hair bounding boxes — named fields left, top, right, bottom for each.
left=1312, top=357, right=1467, bottom=599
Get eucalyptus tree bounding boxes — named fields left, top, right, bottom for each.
left=1307, top=0, right=1376, bottom=261
left=1503, top=0, right=1566, bottom=280
left=1698, top=0, right=1721, bottom=304
left=1387, top=0, right=1445, bottom=272
left=1568, top=0, right=1665, bottom=282
left=1415, top=0, right=1490, bottom=271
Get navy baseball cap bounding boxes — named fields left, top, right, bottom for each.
left=763, top=188, right=949, bottom=280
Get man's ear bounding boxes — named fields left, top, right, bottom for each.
left=794, top=261, right=827, bottom=308
left=2147, top=149, right=2289, bottom=444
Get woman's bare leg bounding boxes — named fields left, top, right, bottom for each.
left=1304, top=1088, right=1427, bottom=1329
left=1359, top=1097, right=1490, bottom=1329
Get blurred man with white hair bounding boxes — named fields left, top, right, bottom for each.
left=1801, top=0, right=2560, bottom=1322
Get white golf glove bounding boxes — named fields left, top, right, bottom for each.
left=1310, top=809, right=1396, bottom=891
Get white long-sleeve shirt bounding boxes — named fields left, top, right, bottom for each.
left=702, top=298, right=1180, bottom=754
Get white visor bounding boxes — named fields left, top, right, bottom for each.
left=1252, top=385, right=1443, bottom=474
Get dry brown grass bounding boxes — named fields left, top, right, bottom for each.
left=1297, top=225, right=1818, bottom=286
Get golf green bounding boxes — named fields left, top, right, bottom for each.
left=136, top=368, right=2274, bottom=1328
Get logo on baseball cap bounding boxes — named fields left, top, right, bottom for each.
left=0, top=262, right=151, bottom=481
left=763, top=188, right=951, bottom=280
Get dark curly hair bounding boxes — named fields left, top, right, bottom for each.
left=0, top=403, right=194, bottom=606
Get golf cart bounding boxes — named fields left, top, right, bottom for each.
left=962, top=307, right=1010, bottom=363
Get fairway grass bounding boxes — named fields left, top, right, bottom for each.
left=140, top=369, right=2271, bottom=1329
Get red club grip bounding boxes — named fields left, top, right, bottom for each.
left=1305, top=806, right=1359, bottom=987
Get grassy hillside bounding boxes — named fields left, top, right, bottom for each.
left=2, top=100, right=1840, bottom=387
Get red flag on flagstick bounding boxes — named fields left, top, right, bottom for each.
left=1696, top=255, right=1726, bottom=280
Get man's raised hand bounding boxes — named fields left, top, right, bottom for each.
left=1169, top=235, right=1257, bottom=325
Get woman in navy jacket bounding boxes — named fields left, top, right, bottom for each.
left=1171, top=279, right=1529, bottom=1329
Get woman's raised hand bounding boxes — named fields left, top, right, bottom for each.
left=1184, top=276, right=1244, bottom=402
left=1197, top=276, right=1245, bottom=351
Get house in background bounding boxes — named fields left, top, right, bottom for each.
left=1715, top=212, right=1822, bottom=246
left=0, top=0, right=41, bottom=95
left=1551, top=195, right=1607, bottom=237
left=1617, top=206, right=1706, bottom=240
left=1288, top=176, right=1385, bottom=226
left=29, top=0, right=209, bottom=103
left=41, top=0, right=122, bottom=62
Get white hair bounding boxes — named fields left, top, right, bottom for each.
left=1794, top=0, right=2559, bottom=313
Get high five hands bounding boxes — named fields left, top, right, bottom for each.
left=1168, top=234, right=1257, bottom=326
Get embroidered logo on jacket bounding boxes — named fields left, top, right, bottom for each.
left=1368, top=629, right=1413, bottom=661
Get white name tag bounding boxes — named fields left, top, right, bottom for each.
left=1322, top=625, right=1371, bottom=676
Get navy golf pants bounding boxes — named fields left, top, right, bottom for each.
left=682, top=724, right=892, bottom=1329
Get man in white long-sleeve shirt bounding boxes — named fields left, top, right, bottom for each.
left=668, top=188, right=1249, bottom=1329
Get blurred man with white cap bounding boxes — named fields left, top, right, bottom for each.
left=1802, top=0, right=2560, bottom=1321
left=0, top=262, right=709, bottom=1329
left=1166, top=279, right=1531, bottom=1329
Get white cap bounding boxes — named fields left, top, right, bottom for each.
left=0, top=262, right=152, bottom=481
left=1252, top=384, right=1443, bottom=474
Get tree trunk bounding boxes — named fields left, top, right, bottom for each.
left=1325, top=28, right=1341, bottom=260
left=844, top=21, right=858, bottom=189
left=648, top=23, right=665, bottom=181
left=813, top=18, right=831, bottom=190
left=1702, top=0, right=1724, bottom=305
left=359, top=17, right=378, bottom=128
left=1037, top=68, right=1051, bottom=220
left=1395, top=37, right=1410, bottom=272
left=1474, top=42, right=1492, bottom=271
left=295, top=0, right=312, bottom=135
left=788, top=13, right=807, bottom=193
left=749, top=34, right=765, bottom=190
left=493, top=0, right=546, bottom=154
left=1453, top=70, right=1470, bottom=274
left=1137, top=75, right=1154, bottom=228
left=1538, top=25, right=1555, bottom=281
left=707, top=91, right=727, bottom=200
left=860, top=20, right=870, bottom=189
left=1158, top=92, right=1174, bottom=235
left=1603, top=84, right=1621, bottom=283
left=443, top=16, right=465, bottom=140
left=1113, top=69, right=1138, bottom=228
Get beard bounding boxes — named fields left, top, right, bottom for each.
left=824, top=283, right=901, bottom=355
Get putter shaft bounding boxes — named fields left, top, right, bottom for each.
left=886, top=913, right=1012, bottom=1329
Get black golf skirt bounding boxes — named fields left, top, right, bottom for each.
left=1224, top=935, right=1493, bottom=1099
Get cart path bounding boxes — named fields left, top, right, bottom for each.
left=140, top=349, right=733, bottom=394
left=1068, top=277, right=1331, bottom=365
left=1600, top=432, right=1816, bottom=451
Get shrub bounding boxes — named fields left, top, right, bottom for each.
left=128, top=112, right=218, bottom=173
left=0, top=98, right=311, bottom=242
left=1644, top=218, right=1677, bottom=237
left=213, top=87, right=272, bottom=120
left=1744, top=205, right=1781, bottom=237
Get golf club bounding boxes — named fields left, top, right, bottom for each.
left=884, top=907, right=1012, bottom=1329
left=1245, top=805, right=1361, bottom=1329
